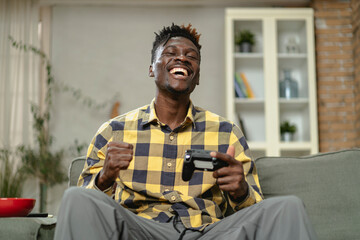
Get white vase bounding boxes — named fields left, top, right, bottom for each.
left=281, top=132, right=294, bottom=142
left=240, top=42, right=252, bottom=53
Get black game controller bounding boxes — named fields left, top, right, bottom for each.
left=182, top=149, right=229, bottom=181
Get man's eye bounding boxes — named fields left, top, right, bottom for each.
left=187, top=55, right=199, bottom=60
left=163, top=52, right=175, bottom=56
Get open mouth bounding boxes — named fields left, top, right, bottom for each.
left=169, top=67, right=189, bottom=77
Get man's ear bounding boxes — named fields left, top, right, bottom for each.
left=149, top=65, right=154, bottom=77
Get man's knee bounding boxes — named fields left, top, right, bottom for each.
left=280, top=195, right=305, bottom=209
left=261, top=195, right=307, bottom=217
left=266, top=195, right=304, bottom=206
left=61, top=187, right=99, bottom=206
left=63, top=187, right=85, bottom=200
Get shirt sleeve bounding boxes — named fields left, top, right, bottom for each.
left=77, top=120, right=114, bottom=197
left=226, top=124, right=264, bottom=211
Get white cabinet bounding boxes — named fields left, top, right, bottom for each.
left=225, top=8, right=318, bottom=158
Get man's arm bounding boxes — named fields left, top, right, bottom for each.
left=77, top=122, right=133, bottom=194
left=211, top=145, right=249, bottom=200
left=212, top=125, right=263, bottom=210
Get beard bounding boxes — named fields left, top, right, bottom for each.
left=165, top=83, right=191, bottom=95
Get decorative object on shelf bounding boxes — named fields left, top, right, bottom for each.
left=279, top=69, right=298, bottom=99
left=280, top=121, right=297, bottom=142
left=286, top=36, right=300, bottom=53
left=235, top=30, right=255, bottom=53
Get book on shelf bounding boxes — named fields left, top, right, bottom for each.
left=235, top=73, right=248, bottom=98
left=234, top=72, right=255, bottom=99
left=240, top=72, right=255, bottom=98
left=234, top=76, right=245, bottom=98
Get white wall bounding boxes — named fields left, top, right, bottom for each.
left=48, top=5, right=226, bottom=213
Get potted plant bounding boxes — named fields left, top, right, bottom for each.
left=8, top=36, right=68, bottom=212
left=280, top=121, right=297, bottom=142
left=0, top=150, right=27, bottom=198
left=235, top=29, right=255, bottom=53
left=8, top=36, right=112, bottom=212
left=17, top=61, right=68, bottom=213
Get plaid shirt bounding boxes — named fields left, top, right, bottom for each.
left=78, top=99, right=263, bottom=230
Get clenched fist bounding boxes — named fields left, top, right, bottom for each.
left=96, top=141, right=133, bottom=191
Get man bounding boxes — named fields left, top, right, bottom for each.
left=54, top=23, right=317, bottom=240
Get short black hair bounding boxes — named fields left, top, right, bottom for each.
left=151, top=23, right=201, bottom=63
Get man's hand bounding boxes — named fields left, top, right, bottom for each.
left=211, top=145, right=248, bottom=201
left=96, top=141, right=133, bottom=191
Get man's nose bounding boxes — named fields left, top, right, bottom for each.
left=175, top=54, right=187, bottom=62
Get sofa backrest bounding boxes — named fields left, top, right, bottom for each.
left=69, top=149, right=360, bottom=240
left=255, top=148, right=360, bottom=240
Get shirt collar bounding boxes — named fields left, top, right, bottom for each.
left=142, top=98, right=197, bottom=129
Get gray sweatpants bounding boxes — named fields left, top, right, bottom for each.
left=54, top=187, right=317, bottom=240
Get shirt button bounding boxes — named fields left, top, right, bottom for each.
left=171, top=196, right=176, bottom=201
left=167, top=162, right=172, bottom=167
left=165, top=189, right=170, bottom=192
left=169, top=135, right=174, bottom=141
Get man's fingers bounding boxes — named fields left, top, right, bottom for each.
left=210, top=151, right=237, bottom=165
left=105, top=141, right=134, bottom=171
left=226, top=145, right=235, bottom=158
left=107, top=145, right=133, bottom=155
left=108, top=141, right=133, bottom=149
left=107, top=152, right=133, bottom=168
left=210, top=145, right=235, bottom=164
left=216, top=177, right=240, bottom=193
left=213, top=166, right=230, bottom=178
left=117, top=159, right=131, bottom=169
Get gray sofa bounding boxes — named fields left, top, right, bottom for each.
left=256, top=148, right=360, bottom=240
left=67, top=148, right=360, bottom=240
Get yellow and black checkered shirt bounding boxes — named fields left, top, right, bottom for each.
left=78, top=99, right=263, bottom=231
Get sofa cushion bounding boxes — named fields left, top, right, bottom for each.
left=255, top=148, right=360, bottom=240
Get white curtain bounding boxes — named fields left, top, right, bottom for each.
left=0, top=0, right=39, bottom=149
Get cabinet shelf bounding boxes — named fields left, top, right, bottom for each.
left=226, top=8, right=318, bottom=158
left=235, top=98, right=264, bottom=104
left=278, top=53, right=307, bottom=59
left=234, top=53, right=263, bottom=58
left=279, top=98, right=308, bottom=110
left=279, top=142, right=312, bottom=149
left=235, top=98, right=264, bottom=111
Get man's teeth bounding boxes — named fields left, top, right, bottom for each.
left=170, top=68, right=188, bottom=76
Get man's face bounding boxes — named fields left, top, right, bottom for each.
left=149, top=37, right=200, bottom=96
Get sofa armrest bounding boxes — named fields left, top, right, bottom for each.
left=0, top=217, right=56, bottom=240
left=68, top=156, right=86, bottom=187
